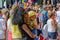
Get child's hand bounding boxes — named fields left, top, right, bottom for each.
left=33, top=34, right=37, bottom=38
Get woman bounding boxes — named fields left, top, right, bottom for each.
left=21, top=11, right=38, bottom=40
left=7, top=4, right=20, bottom=40
left=56, top=5, right=60, bottom=40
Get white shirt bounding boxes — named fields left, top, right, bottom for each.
left=0, top=17, right=6, bottom=39
left=47, top=18, right=56, bottom=32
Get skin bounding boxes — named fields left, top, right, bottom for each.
left=22, top=24, right=37, bottom=38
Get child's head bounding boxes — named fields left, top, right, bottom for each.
left=28, top=11, right=36, bottom=21
left=48, top=12, right=55, bottom=19
left=1, top=8, right=9, bottom=20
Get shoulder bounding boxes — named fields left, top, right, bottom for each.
left=47, top=18, right=53, bottom=23
left=48, top=18, right=53, bottom=21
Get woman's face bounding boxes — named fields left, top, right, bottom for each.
left=24, top=14, right=28, bottom=18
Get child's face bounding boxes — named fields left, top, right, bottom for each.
left=30, top=16, right=36, bottom=21
left=52, top=14, right=55, bottom=19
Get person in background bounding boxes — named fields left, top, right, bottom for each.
left=37, top=10, right=44, bottom=40
left=56, top=4, right=60, bottom=40
left=34, top=3, right=39, bottom=10
left=7, top=4, right=18, bottom=40
left=41, top=6, right=48, bottom=26
left=1, top=8, right=9, bottom=40
left=18, top=1, right=24, bottom=8
left=27, top=3, right=33, bottom=9
left=47, top=12, right=58, bottom=40
left=47, top=4, right=56, bottom=19
left=0, top=11, right=6, bottom=40
left=47, top=5, right=53, bottom=12
left=3, top=1, right=7, bottom=8
left=1, top=8, right=9, bottom=21
left=47, top=0, right=51, bottom=5
left=14, top=0, right=19, bottom=4
left=53, top=0, right=57, bottom=7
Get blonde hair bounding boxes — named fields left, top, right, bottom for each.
left=1, top=8, right=9, bottom=14
left=12, top=4, right=18, bottom=10
left=48, top=11, right=54, bottom=18
left=28, top=11, right=36, bottom=18
left=10, top=4, right=18, bottom=17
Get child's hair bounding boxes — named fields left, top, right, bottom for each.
left=28, top=11, right=36, bottom=18
left=48, top=12, right=54, bottom=18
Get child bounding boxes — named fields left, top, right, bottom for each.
left=0, top=11, right=6, bottom=40
left=28, top=10, right=38, bottom=40
left=47, top=12, right=58, bottom=40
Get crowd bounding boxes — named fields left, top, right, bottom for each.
left=0, top=0, right=60, bottom=40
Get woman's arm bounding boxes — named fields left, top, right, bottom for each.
left=22, top=24, right=36, bottom=38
